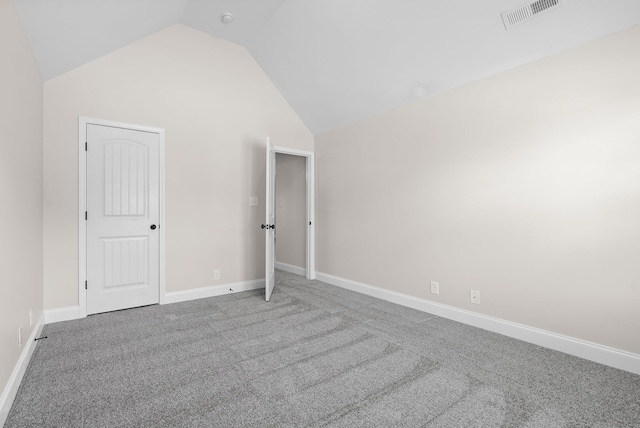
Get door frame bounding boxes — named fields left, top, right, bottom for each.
left=272, top=145, right=315, bottom=279
left=78, top=116, right=166, bottom=318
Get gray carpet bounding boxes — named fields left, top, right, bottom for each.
left=5, top=270, right=640, bottom=427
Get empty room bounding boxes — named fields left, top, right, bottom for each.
left=1, top=0, right=639, bottom=426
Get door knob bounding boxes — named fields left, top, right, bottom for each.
left=150, top=224, right=157, bottom=230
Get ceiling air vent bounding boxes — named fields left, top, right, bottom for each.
left=501, top=0, right=563, bottom=31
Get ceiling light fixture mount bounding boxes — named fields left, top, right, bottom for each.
left=221, top=13, right=234, bottom=24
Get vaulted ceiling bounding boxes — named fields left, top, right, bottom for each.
left=14, top=0, right=640, bottom=134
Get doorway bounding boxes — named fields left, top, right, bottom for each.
left=264, top=140, right=315, bottom=301
left=275, top=153, right=307, bottom=276
left=79, top=117, right=166, bottom=316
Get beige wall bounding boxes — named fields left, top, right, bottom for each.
left=316, top=25, right=640, bottom=355
left=43, top=24, right=313, bottom=309
left=275, top=154, right=307, bottom=269
left=0, top=0, right=44, bottom=401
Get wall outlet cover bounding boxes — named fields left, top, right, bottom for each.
left=430, top=281, right=439, bottom=295
left=470, top=290, right=480, bottom=304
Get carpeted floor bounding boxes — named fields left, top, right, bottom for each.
left=5, top=270, right=640, bottom=427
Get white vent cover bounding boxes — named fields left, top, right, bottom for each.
left=501, top=0, right=563, bottom=30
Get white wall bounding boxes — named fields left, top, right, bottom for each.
left=0, top=0, right=43, bottom=407
left=316, top=25, right=640, bottom=355
left=43, top=24, right=313, bottom=309
left=275, top=153, right=307, bottom=269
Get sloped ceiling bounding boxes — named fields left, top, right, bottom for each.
left=14, top=0, right=640, bottom=134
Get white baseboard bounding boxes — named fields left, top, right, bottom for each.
left=0, top=314, right=45, bottom=426
left=164, top=279, right=265, bottom=304
left=4, top=277, right=259, bottom=425
left=316, top=272, right=640, bottom=376
left=44, top=279, right=266, bottom=321
left=44, top=306, right=82, bottom=324
left=275, top=261, right=306, bottom=276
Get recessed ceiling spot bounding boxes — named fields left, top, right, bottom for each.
left=501, top=0, right=563, bottom=31
left=221, top=13, right=234, bottom=24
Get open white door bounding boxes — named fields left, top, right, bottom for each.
left=264, top=138, right=276, bottom=301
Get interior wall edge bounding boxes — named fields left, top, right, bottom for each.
left=316, top=271, right=640, bottom=376
left=0, top=314, right=45, bottom=427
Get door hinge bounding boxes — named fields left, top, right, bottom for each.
left=85, top=280, right=87, bottom=290
left=85, top=142, right=87, bottom=151
left=85, top=211, right=87, bottom=220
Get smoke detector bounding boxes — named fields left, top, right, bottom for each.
left=501, top=0, right=563, bottom=31
left=221, top=13, right=234, bottom=24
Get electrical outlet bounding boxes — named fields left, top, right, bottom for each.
left=18, top=326, right=22, bottom=347
left=214, top=269, right=221, bottom=280
left=29, top=309, right=33, bottom=328
left=470, top=290, right=480, bottom=305
left=430, top=281, right=439, bottom=295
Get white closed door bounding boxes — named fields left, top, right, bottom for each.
left=265, top=138, right=276, bottom=301
left=86, top=124, right=160, bottom=314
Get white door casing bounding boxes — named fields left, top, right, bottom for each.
left=272, top=146, right=315, bottom=280
left=83, top=121, right=163, bottom=315
left=265, top=138, right=276, bottom=301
